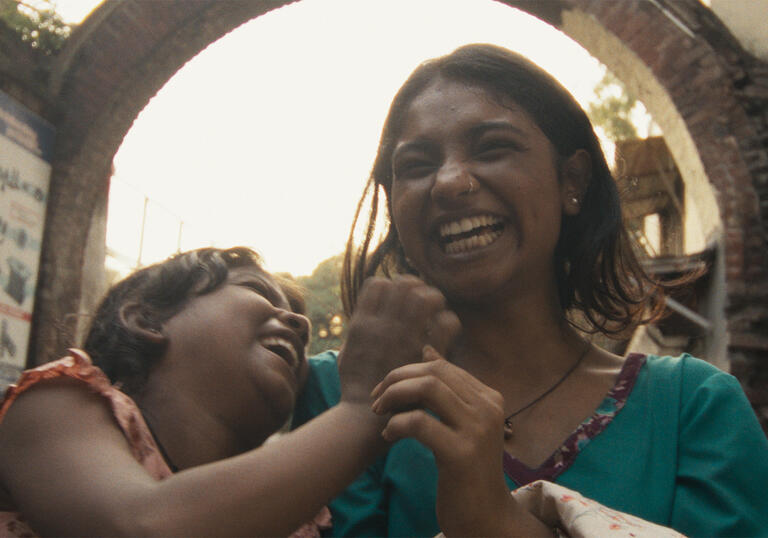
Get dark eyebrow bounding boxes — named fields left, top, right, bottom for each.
left=234, top=273, right=288, bottom=307
left=392, top=140, right=435, bottom=161
left=467, top=121, right=527, bottom=138
left=393, top=121, right=527, bottom=160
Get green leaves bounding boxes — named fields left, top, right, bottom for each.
left=296, top=253, right=347, bottom=355
left=587, top=69, right=639, bottom=142
left=1, top=0, right=71, bottom=55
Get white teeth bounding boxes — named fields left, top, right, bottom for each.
left=439, top=214, right=503, bottom=238
left=438, top=214, right=504, bottom=254
left=443, top=228, right=503, bottom=254
left=260, top=336, right=299, bottom=367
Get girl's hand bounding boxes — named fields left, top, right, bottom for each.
left=338, top=275, right=460, bottom=406
left=370, top=346, right=551, bottom=537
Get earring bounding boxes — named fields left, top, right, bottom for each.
left=571, top=196, right=579, bottom=204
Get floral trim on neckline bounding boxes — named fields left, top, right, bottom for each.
left=503, top=353, right=646, bottom=486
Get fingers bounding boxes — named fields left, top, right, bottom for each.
left=370, top=362, right=426, bottom=400
left=353, top=276, right=447, bottom=332
left=380, top=409, right=452, bottom=448
left=339, top=275, right=461, bottom=406
left=372, top=371, right=468, bottom=427
left=354, top=276, right=386, bottom=313
left=374, top=364, right=506, bottom=470
left=422, top=345, right=440, bottom=362
left=426, top=310, right=461, bottom=358
left=369, top=349, right=446, bottom=399
left=357, top=275, right=443, bottom=317
left=389, top=276, right=446, bottom=316
left=371, top=356, right=493, bottom=405
left=370, top=359, right=505, bottom=436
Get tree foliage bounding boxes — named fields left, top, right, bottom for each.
left=0, top=0, right=71, bottom=55
left=295, top=253, right=346, bottom=356
left=587, top=69, right=639, bottom=142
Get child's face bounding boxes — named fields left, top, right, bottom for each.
left=160, top=266, right=310, bottom=438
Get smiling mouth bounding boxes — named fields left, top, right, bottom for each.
left=438, top=214, right=505, bottom=254
left=260, top=336, right=300, bottom=370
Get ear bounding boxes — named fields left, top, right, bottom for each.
left=118, top=302, right=166, bottom=345
left=560, top=149, right=592, bottom=217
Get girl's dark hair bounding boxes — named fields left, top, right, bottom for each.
left=83, top=246, right=305, bottom=395
left=342, top=43, right=667, bottom=336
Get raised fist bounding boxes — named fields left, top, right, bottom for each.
left=338, top=275, right=460, bottom=404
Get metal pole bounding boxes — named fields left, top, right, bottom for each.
left=137, top=196, right=148, bottom=268
left=177, top=220, right=183, bottom=253
left=665, top=297, right=712, bottom=332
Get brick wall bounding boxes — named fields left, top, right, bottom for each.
left=505, top=0, right=768, bottom=431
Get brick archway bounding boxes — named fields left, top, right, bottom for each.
left=32, top=0, right=296, bottom=363
left=27, top=0, right=768, bottom=420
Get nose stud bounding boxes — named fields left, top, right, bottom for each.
left=463, top=178, right=477, bottom=195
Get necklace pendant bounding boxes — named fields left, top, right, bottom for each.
left=501, top=342, right=592, bottom=441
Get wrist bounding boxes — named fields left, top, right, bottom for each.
left=438, top=481, right=551, bottom=538
left=335, top=401, right=390, bottom=452
left=502, top=494, right=552, bottom=538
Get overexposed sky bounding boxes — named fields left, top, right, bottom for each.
left=55, top=0, right=607, bottom=277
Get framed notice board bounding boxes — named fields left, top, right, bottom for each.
left=0, top=90, right=55, bottom=392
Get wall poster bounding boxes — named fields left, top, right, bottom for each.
left=0, top=90, right=55, bottom=393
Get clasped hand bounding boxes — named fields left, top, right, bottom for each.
left=338, top=276, right=547, bottom=536
left=371, top=346, right=527, bottom=536
left=338, top=275, right=460, bottom=405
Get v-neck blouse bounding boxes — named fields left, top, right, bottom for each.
left=293, top=350, right=768, bottom=538
left=503, top=353, right=646, bottom=485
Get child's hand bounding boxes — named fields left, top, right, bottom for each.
left=338, top=275, right=460, bottom=406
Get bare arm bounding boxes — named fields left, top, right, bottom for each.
left=0, top=276, right=459, bottom=537
left=0, top=380, right=383, bottom=537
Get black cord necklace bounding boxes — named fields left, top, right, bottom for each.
left=503, top=342, right=591, bottom=440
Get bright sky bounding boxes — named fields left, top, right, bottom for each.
left=55, top=0, right=607, bottom=277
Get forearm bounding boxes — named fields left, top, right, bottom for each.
left=435, top=467, right=551, bottom=538
left=3, top=383, right=387, bottom=537
left=137, top=401, right=387, bottom=537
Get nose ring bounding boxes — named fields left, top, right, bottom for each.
left=464, top=178, right=477, bottom=195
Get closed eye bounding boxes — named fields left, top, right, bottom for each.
left=392, top=141, right=438, bottom=181
left=393, top=158, right=436, bottom=180
left=474, top=139, right=523, bottom=161
left=240, top=281, right=276, bottom=303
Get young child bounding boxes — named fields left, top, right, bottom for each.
left=0, top=246, right=458, bottom=536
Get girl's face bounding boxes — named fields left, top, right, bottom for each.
left=389, top=79, right=579, bottom=305
left=160, top=266, right=310, bottom=438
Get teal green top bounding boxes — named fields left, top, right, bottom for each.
left=293, top=352, right=768, bottom=537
